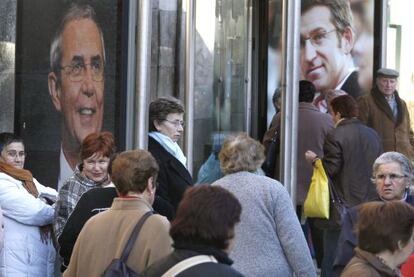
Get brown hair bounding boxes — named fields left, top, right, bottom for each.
left=148, top=97, right=184, bottom=132
left=111, top=150, right=159, bottom=195
left=330, top=94, right=359, bottom=118
left=301, top=0, right=354, bottom=33
left=219, top=133, right=265, bottom=175
left=357, top=201, right=414, bottom=254
left=80, top=132, right=115, bottom=161
left=170, top=185, right=241, bottom=250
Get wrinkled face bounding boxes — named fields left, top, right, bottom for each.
left=377, top=77, right=398, bottom=97
left=82, top=152, right=110, bottom=183
left=300, top=6, right=352, bottom=92
left=0, top=142, right=25, bottom=169
left=375, top=162, right=407, bottom=201
left=51, top=18, right=105, bottom=146
left=154, top=113, right=184, bottom=142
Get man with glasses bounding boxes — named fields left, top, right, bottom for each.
left=333, top=151, right=414, bottom=276
left=358, top=68, right=414, bottom=160
left=29, top=4, right=106, bottom=190
left=301, top=0, right=360, bottom=112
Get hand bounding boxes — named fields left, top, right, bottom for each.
left=305, top=150, right=318, bottom=163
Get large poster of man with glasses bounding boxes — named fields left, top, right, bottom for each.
left=267, top=0, right=375, bottom=118
left=17, top=1, right=122, bottom=190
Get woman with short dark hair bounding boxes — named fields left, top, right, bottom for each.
left=0, top=132, right=58, bottom=276
left=213, top=133, right=316, bottom=276
left=143, top=185, right=243, bottom=276
left=148, top=97, right=193, bottom=219
left=342, top=201, right=414, bottom=276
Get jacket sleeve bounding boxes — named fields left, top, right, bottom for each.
left=271, top=184, right=317, bottom=277
left=0, top=174, right=54, bottom=226
left=322, top=132, right=343, bottom=178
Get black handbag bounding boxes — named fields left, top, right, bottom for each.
left=262, top=129, right=280, bottom=178
left=315, top=176, right=346, bottom=230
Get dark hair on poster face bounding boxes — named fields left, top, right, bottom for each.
left=357, top=201, right=414, bottom=254
left=170, top=185, right=242, bottom=250
left=301, top=0, right=354, bottom=33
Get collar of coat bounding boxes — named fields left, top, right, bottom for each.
left=371, top=86, right=403, bottom=126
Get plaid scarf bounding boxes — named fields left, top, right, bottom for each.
left=0, top=161, right=52, bottom=243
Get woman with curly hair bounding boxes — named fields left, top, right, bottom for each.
left=212, top=133, right=316, bottom=276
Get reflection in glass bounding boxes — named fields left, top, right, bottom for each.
left=0, top=41, right=15, bottom=132
left=193, top=0, right=250, bottom=181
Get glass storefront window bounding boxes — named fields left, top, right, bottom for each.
left=192, top=0, right=251, bottom=183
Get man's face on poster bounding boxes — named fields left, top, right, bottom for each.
left=49, top=18, right=104, bottom=146
left=300, top=6, right=353, bottom=92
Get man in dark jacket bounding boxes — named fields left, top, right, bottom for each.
left=358, top=68, right=414, bottom=160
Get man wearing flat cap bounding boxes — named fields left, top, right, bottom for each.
left=358, top=68, right=414, bottom=159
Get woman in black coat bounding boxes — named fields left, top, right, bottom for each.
left=148, top=97, right=193, bottom=219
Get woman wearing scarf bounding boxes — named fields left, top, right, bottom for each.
left=53, top=132, right=116, bottom=271
left=0, top=133, right=58, bottom=276
left=148, top=97, right=193, bottom=220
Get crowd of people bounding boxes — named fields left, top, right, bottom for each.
left=2, top=1, right=414, bottom=276
left=1, top=84, right=414, bottom=276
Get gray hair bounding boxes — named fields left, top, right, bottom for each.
left=371, top=152, right=414, bottom=186
left=50, top=4, right=106, bottom=75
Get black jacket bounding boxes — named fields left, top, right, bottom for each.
left=322, top=118, right=383, bottom=207
left=341, top=71, right=362, bottom=99
left=58, top=187, right=117, bottom=270
left=142, top=242, right=243, bottom=277
left=148, top=137, right=193, bottom=220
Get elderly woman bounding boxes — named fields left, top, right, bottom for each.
left=342, top=201, right=414, bottom=276
left=54, top=131, right=116, bottom=270
left=0, top=133, right=58, bottom=276
left=212, top=133, right=316, bottom=276
left=143, top=185, right=243, bottom=276
left=148, top=97, right=193, bottom=219
left=333, top=151, right=414, bottom=275
left=64, top=150, right=171, bottom=276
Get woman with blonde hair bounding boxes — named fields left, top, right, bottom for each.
left=212, top=133, right=316, bottom=276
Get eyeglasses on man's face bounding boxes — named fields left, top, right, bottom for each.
left=375, top=173, right=406, bottom=182
left=300, top=29, right=337, bottom=49
left=60, top=60, right=104, bottom=82
left=164, top=119, right=185, bottom=128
